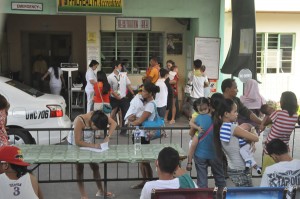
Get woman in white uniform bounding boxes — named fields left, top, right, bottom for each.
left=42, top=65, right=65, bottom=95
left=85, top=60, right=99, bottom=112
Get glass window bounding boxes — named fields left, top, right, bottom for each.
left=101, top=32, right=163, bottom=74
left=6, top=80, right=44, bottom=97
left=256, top=33, right=294, bottom=74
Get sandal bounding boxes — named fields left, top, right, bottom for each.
left=96, top=191, right=115, bottom=198
left=169, top=120, right=175, bottom=124
left=130, top=182, right=145, bottom=189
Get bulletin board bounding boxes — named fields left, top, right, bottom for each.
left=194, top=37, right=221, bottom=79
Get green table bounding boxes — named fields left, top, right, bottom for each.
left=19, top=143, right=187, bottom=198
left=20, top=143, right=187, bottom=164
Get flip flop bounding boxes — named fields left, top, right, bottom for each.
left=169, top=120, right=175, bottom=124
left=96, top=191, right=115, bottom=198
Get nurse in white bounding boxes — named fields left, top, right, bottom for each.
left=85, top=60, right=99, bottom=112
left=42, top=65, right=65, bottom=95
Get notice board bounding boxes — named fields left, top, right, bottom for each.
left=194, top=37, right=221, bottom=79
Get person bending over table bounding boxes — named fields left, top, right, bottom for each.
left=67, top=110, right=117, bottom=199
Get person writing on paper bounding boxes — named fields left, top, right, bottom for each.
left=67, top=110, right=117, bottom=199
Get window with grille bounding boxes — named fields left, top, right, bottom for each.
left=101, top=32, right=163, bottom=74
left=256, top=33, right=294, bottom=74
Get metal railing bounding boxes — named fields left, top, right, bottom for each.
left=7, top=126, right=300, bottom=183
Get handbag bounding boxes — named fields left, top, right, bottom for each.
left=142, top=102, right=165, bottom=140
left=97, top=83, right=112, bottom=114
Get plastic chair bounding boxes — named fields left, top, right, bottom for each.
left=151, top=187, right=218, bottom=199
left=223, top=187, right=287, bottom=199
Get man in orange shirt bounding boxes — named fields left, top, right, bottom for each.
left=144, top=56, right=160, bottom=83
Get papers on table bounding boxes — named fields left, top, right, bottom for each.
left=80, top=142, right=109, bottom=153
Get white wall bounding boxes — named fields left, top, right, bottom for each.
left=224, top=11, right=300, bottom=101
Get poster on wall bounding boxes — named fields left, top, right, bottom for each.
left=167, top=33, right=183, bottom=55
left=57, top=0, right=122, bottom=14
left=194, top=37, right=220, bottom=79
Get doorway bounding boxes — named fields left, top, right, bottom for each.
left=22, top=32, right=71, bottom=92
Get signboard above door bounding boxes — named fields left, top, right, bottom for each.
left=11, top=2, right=43, bottom=11
left=57, top=0, right=122, bottom=14
left=116, top=18, right=151, bottom=31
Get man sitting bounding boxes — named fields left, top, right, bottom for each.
left=140, top=147, right=197, bottom=199
left=260, top=139, right=300, bottom=198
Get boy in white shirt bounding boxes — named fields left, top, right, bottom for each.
left=140, top=147, right=197, bottom=199
left=155, top=68, right=169, bottom=118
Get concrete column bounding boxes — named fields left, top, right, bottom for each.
left=86, top=16, right=101, bottom=70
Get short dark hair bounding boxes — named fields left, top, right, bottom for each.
left=91, top=110, right=108, bottom=129
left=158, top=147, right=179, bottom=174
left=159, top=68, right=168, bottom=78
left=221, top=78, right=235, bottom=93
left=111, top=60, right=121, bottom=70
left=193, top=59, right=202, bottom=69
left=266, top=139, right=288, bottom=155
left=166, top=60, right=175, bottom=66
left=89, top=60, right=99, bottom=68
left=150, top=56, right=158, bottom=63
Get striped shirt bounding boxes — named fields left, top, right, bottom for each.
left=220, top=122, right=247, bottom=147
left=220, top=122, right=232, bottom=142
left=266, top=110, right=298, bottom=145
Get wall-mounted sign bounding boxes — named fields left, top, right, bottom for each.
left=57, top=0, right=122, bottom=14
left=194, top=37, right=221, bottom=79
left=12, top=2, right=43, bottom=11
left=116, top=18, right=151, bottom=31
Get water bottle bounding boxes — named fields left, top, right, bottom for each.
left=134, top=126, right=141, bottom=152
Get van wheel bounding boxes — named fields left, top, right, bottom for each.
left=8, top=130, right=33, bottom=145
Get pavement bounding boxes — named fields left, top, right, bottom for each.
left=38, top=115, right=300, bottom=199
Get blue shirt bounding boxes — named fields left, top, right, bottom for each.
left=194, top=114, right=215, bottom=159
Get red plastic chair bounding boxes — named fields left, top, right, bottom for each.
left=151, top=187, right=218, bottom=199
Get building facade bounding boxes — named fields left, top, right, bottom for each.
left=0, top=0, right=223, bottom=103
left=224, top=0, right=300, bottom=101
